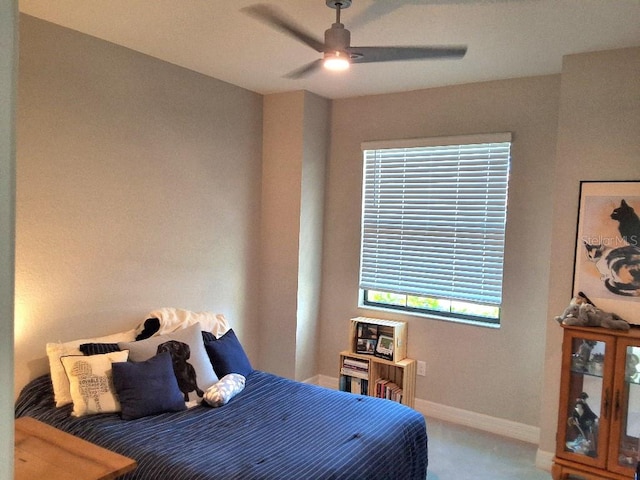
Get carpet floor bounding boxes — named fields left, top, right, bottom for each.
left=426, top=417, right=552, bottom=480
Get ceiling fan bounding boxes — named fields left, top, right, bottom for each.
left=243, top=0, right=467, bottom=79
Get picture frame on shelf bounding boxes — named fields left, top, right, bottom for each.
left=356, top=322, right=378, bottom=354
left=356, top=338, right=377, bottom=354
left=375, top=334, right=394, bottom=360
left=572, top=180, right=640, bottom=325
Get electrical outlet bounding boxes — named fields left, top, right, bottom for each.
left=417, top=361, right=426, bottom=376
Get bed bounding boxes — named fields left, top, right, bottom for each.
left=16, top=309, right=428, bottom=479
left=16, top=369, right=428, bottom=480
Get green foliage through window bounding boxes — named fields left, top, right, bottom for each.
left=365, top=290, right=500, bottom=323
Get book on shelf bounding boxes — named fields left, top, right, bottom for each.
left=340, top=367, right=369, bottom=379
left=339, top=374, right=348, bottom=392
left=375, top=377, right=403, bottom=403
left=351, top=377, right=362, bottom=395
left=343, top=357, right=369, bottom=370
left=339, top=375, right=368, bottom=395
left=340, top=356, right=369, bottom=379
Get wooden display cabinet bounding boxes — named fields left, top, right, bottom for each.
left=552, top=325, right=640, bottom=480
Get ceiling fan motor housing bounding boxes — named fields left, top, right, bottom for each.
left=325, top=23, right=350, bottom=52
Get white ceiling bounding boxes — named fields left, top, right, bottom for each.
left=19, top=0, right=640, bottom=99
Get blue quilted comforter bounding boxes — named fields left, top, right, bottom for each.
left=16, top=370, right=428, bottom=479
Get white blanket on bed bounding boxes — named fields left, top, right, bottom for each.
left=141, top=307, right=230, bottom=338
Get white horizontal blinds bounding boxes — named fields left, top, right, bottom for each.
left=360, top=134, right=511, bottom=306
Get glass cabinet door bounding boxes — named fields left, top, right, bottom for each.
left=565, top=338, right=605, bottom=457
left=558, top=331, right=613, bottom=469
left=609, top=340, right=640, bottom=476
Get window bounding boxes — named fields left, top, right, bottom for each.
left=359, top=133, right=511, bottom=326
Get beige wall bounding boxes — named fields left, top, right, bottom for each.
left=538, top=47, right=640, bottom=456
left=260, top=91, right=329, bottom=380
left=15, top=15, right=264, bottom=394
left=260, top=92, right=304, bottom=377
left=319, top=75, right=561, bottom=428
left=1, top=1, right=17, bottom=477
left=295, top=91, right=329, bottom=381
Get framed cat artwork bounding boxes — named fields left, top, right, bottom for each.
left=572, top=180, right=640, bottom=325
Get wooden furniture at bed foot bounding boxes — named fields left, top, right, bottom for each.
left=15, top=416, right=137, bottom=480
left=552, top=325, right=640, bottom=480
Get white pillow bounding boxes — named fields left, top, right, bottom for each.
left=46, top=328, right=137, bottom=407
left=203, top=373, right=246, bottom=408
left=60, top=350, right=129, bottom=417
left=142, top=308, right=230, bottom=337
left=118, top=323, right=218, bottom=403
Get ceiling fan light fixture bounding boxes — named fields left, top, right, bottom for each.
left=323, top=51, right=350, bottom=71
left=244, top=0, right=467, bottom=80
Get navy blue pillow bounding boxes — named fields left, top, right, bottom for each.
left=112, top=351, right=187, bottom=420
left=201, top=331, right=216, bottom=343
left=204, top=329, right=253, bottom=377
left=80, top=343, right=121, bottom=355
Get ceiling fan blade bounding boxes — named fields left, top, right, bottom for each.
left=284, top=59, right=324, bottom=79
left=243, top=4, right=326, bottom=53
left=349, top=46, right=467, bottom=64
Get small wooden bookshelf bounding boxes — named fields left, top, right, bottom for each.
left=339, top=317, right=416, bottom=408
left=349, top=317, right=408, bottom=363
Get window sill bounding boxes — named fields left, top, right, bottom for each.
left=357, top=302, right=501, bottom=329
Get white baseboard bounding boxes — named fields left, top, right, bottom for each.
left=302, top=374, right=323, bottom=385
left=312, top=373, right=552, bottom=472
left=315, top=374, right=338, bottom=389
left=535, top=448, right=554, bottom=472
left=416, top=398, right=540, bottom=444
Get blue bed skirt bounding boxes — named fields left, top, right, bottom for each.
left=16, top=370, right=428, bottom=479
